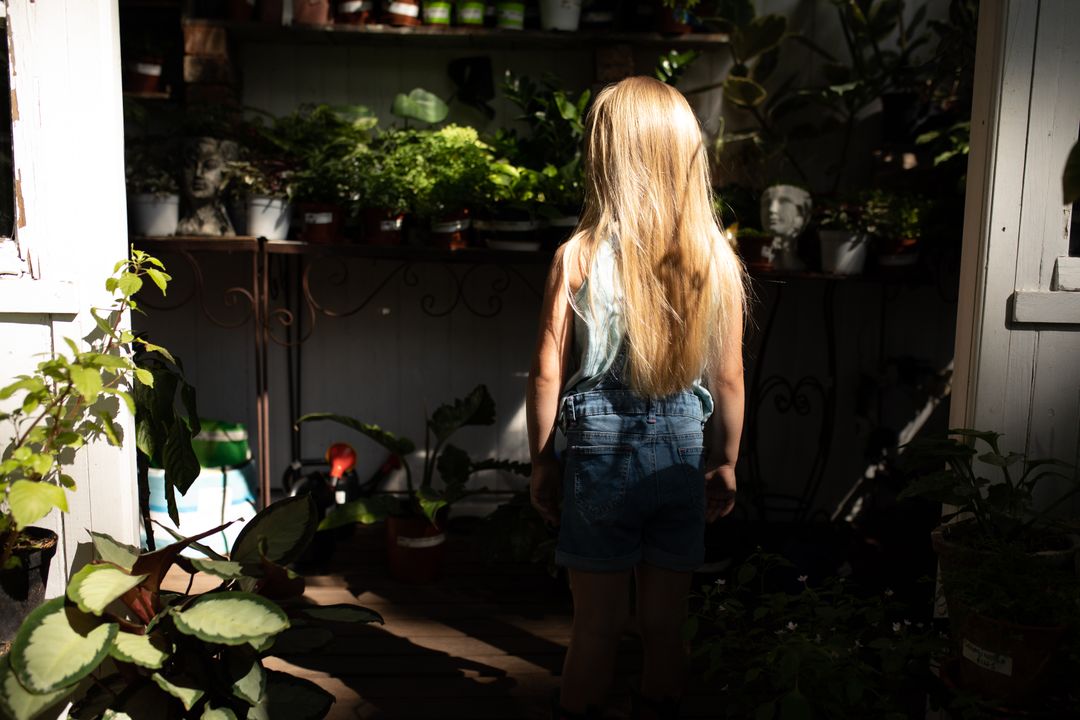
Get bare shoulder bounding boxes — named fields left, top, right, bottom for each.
left=554, top=234, right=586, bottom=295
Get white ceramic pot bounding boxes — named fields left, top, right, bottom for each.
left=129, top=193, right=179, bottom=237
left=247, top=196, right=292, bottom=240
left=540, top=0, right=582, bottom=30
left=819, top=230, right=868, bottom=275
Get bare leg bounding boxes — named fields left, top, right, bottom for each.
left=560, top=568, right=632, bottom=714
left=635, top=562, right=692, bottom=703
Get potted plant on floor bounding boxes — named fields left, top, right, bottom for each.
left=0, top=250, right=176, bottom=648
left=0, top=494, right=384, bottom=719
left=296, top=385, right=530, bottom=584
left=126, top=141, right=180, bottom=237
left=898, top=429, right=1080, bottom=706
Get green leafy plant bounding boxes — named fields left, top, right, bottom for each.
left=391, top=88, right=449, bottom=125
left=817, top=196, right=864, bottom=233
left=474, top=491, right=556, bottom=575
left=125, top=141, right=179, bottom=196
left=484, top=161, right=544, bottom=218
left=898, top=429, right=1079, bottom=550
left=0, top=494, right=383, bottom=719
left=224, top=158, right=294, bottom=200
left=685, top=551, right=945, bottom=719
left=655, top=49, right=701, bottom=87
left=296, top=385, right=529, bottom=528
left=0, top=250, right=178, bottom=571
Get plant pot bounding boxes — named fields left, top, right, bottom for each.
left=385, top=515, right=446, bottom=584
left=542, top=214, right=578, bottom=249
left=228, top=0, right=256, bottom=21
left=655, top=1, right=690, bottom=34
left=292, top=0, right=332, bottom=24
left=297, top=202, right=343, bottom=244
left=819, top=230, right=868, bottom=275
left=539, top=0, right=581, bottom=30
left=876, top=235, right=920, bottom=267
left=247, top=196, right=292, bottom=240
left=475, top=218, right=541, bottom=251
left=385, top=0, right=422, bottom=25
left=736, top=234, right=776, bottom=272
left=127, top=58, right=164, bottom=94
left=495, top=1, right=525, bottom=29
left=580, top=0, right=617, bottom=28
left=422, top=0, right=452, bottom=25
left=430, top=214, right=472, bottom=250
left=335, top=0, right=376, bottom=24
left=456, top=0, right=486, bottom=25
left=258, top=0, right=284, bottom=23
left=0, top=527, right=58, bottom=647
left=144, top=463, right=258, bottom=557
left=130, top=193, right=180, bottom=237
left=363, top=208, right=406, bottom=246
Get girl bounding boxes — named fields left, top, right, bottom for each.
left=526, top=76, right=746, bottom=719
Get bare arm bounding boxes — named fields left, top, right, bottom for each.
left=704, top=298, right=745, bottom=520
left=526, top=243, right=577, bottom=523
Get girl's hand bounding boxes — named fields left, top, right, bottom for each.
left=704, top=464, right=737, bottom=522
left=530, top=456, right=562, bottom=527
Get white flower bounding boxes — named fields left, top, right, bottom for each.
left=797, top=575, right=808, bottom=583
left=892, top=622, right=901, bottom=633
left=786, top=621, right=798, bottom=631
left=715, top=578, right=726, bottom=586
left=884, top=588, right=895, bottom=597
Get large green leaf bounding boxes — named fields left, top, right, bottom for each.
left=152, top=520, right=228, bottom=561
left=151, top=673, right=204, bottom=711
left=172, top=593, right=289, bottom=646
left=317, top=495, right=400, bottom=531
left=163, top=420, right=201, bottom=498
left=231, top=494, right=318, bottom=567
left=67, top=564, right=148, bottom=616
left=428, top=385, right=495, bottom=443
left=723, top=76, right=767, bottom=108
left=265, top=626, right=334, bottom=656
left=435, top=444, right=472, bottom=488
left=89, top=531, right=140, bottom=572
left=10, top=598, right=118, bottom=693
left=203, top=707, right=238, bottom=720
left=109, top=632, right=170, bottom=669
left=0, top=656, right=73, bottom=720
left=190, top=558, right=247, bottom=580
left=294, top=413, right=415, bottom=456
left=391, top=88, right=449, bottom=124
left=1064, top=138, right=1080, bottom=204
left=8, top=481, right=67, bottom=530
left=261, top=671, right=334, bottom=720
left=732, top=14, right=786, bottom=61
left=68, top=365, right=103, bottom=403
left=301, top=605, right=384, bottom=625
left=226, top=651, right=266, bottom=706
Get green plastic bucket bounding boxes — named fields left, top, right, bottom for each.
left=191, top=420, right=251, bottom=468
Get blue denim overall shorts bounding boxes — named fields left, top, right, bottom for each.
left=555, top=348, right=710, bottom=573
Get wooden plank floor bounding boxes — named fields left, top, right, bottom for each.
left=178, top=522, right=724, bottom=719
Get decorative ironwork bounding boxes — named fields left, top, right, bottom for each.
left=137, top=248, right=256, bottom=329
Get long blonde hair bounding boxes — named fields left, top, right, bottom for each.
left=570, top=76, right=746, bottom=397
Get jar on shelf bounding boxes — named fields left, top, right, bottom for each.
left=423, top=0, right=453, bottom=25
left=335, top=0, right=376, bottom=24
left=456, top=0, right=486, bottom=25
left=495, top=1, right=525, bottom=29
left=385, top=0, right=422, bottom=26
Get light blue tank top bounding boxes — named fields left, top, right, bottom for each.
left=561, top=238, right=714, bottom=418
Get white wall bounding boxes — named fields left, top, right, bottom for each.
left=0, top=0, right=137, bottom=591
left=952, top=0, right=1080, bottom=493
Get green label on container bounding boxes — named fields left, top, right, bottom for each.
left=458, top=2, right=484, bottom=23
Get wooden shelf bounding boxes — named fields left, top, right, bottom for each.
left=123, top=90, right=172, bottom=100
left=266, top=239, right=554, bottom=264
left=135, top=235, right=260, bottom=252
left=183, top=18, right=730, bottom=50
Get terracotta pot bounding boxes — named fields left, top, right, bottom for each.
left=429, top=213, right=472, bottom=250
left=736, top=234, right=776, bottom=271
left=258, top=0, right=284, bottom=23
left=335, top=0, right=376, bottom=24
left=0, top=527, right=58, bottom=646
left=297, top=203, right=343, bottom=244
left=385, top=0, right=421, bottom=26
left=385, top=515, right=446, bottom=584
left=127, top=57, right=164, bottom=93
left=228, top=0, right=256, bottom=21
left=292, top=0, right=332, bottom=25
left=655, top=1, right=691, bottom=34
left=363, top=209, right=405, bottom=246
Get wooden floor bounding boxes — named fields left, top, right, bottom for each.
left=252, top=522, right=722, bottom=719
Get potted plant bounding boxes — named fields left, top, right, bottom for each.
left=733, top=226, right=777, bottom=272
left=656, top=0, right=700, bottom=34
left=816, top=195, right=869, bottom=275
left=540, top=0, right=583, bottom=31
left=537, top=160, right=583, bottom=248
left=456, top=0, right=487, bottom=25
left=356, top=134, right=412, bottom=246
left=384, top=0, right=421, bottom=26
left=292, top=0, right=332, bottom=25
left=422, top=0, right=453, bottom=26
left=413, top=125, right=493, bottom=250
left=685, top=551, right=946, bottom=718
left=226, top=158, right=294, bottom=240
left=0, top=494, right=384, bottom=719
left=126, top=142, right=180, bottom=237
left=898, top=429, right=1080, bottom=705
left=871, top=191, right=928, bottom=268
left=495, top=1, right=526, bottom=29
left=335, top=0, right=376, bottom=24
left=296, top=385, right=530, bottom=584
left=0, top=250, right=175, bottom=647
left=476, top=160, right=544, bottom=250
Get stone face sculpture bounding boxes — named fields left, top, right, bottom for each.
left=177, top=137, right=238, bottom=236
left=760, top=184, right=812, bottom=271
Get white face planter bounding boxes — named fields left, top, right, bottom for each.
left=178, top=137, right=239, bottom=237
left=760, top=184, right=812, bottom=271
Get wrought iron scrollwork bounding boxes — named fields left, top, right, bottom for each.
left=137, top=248, right=255, bottom=329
